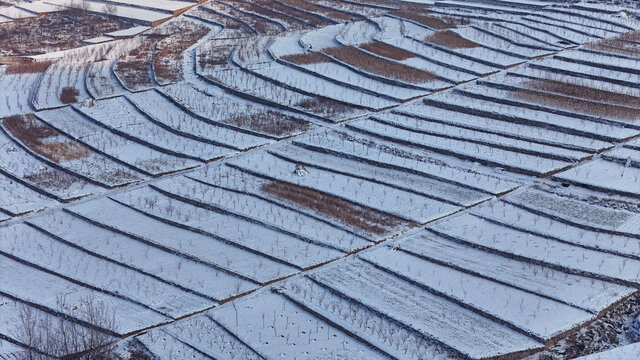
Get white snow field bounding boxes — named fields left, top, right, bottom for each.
left=1, top=0, right=640, bottom=359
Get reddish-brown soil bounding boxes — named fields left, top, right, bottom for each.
left=262, top=181, right=414, bottom=235
left=280, top=52, right=330, bottom=65
left=390, top=10, right=469, bottom=29
left=60, top=87, right=80, bottom=104
left=521, top=78, right=640, bottom=108
left=154, top=22, right=210, bottom=83
left=586, top=30, right=640, bottom=56
left=358, top=41, right=416, bottom=61
left=511, top=89, right=640, bottom=122
left=324, top=46, right=438, bottom=83
left=279, top=0, right=359, bottom=21
left=425, top=30, right=479, bottom=49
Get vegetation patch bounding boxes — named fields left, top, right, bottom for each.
left=586, top=29, right=640, bottom=56
left=262, top=180, right=414, bottom=235
left=425, top=30, right=479, bottom=49
left=4, top=60, right=53, bottom=75
left=154, top=21, right=211, bottom=84
left=510, top=88, right=640, bottom=121
left=521, top=78, right=640, bottom=108
left=324, top=45, right=438, bottom=83
left=60, top=86, right=80, bottom=104
left=358, top=41, right=416, bottom=61
left=2, top=114, right=90, bottom=163
left=280, top=51, right=331, bottom=65
left=295, top=97, right=356, bottom=119
left=227, top=110, right=310, bottom=136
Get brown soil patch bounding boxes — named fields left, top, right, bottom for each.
left=24, top=168, right=82, bottom=190
left=198, top=44, right=235, bottom=69
left=0, top=10, right=132, bottom=57
left=358, top=41, right=415, bottom=61
left=425, top=30, right=479, bottom=49
left=586, top=30, right=640, bottom=56
left=2, top=114, right=90, bottom=163
left=280, top=51, right=330, bottom=65
left=511, top=89, right=640, bottom=122
left=114, top=35, right=166, bottom=90
left=390, top=10, right=469, bottom=29
left=324, top=46, right=438, bottom=83
left=5, top=61, right=53, bottom=75
left=226, top=111, right=310, bottom=136
left=60, top=87, right=80, bottom=104
left=262, top=181, right=413, bottom=235
left=295, top=97, right=356, bottom=118
left=252, top=0, right=329, bottom=28
left=521, top=78, right=640, bottom=108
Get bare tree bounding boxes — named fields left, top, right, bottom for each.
left=103, top=3, right=117, bottom=16
left=16, top=296, right=119, bottom=360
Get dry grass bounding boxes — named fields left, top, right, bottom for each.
left=24, top=168, right=81, bottom=190
left=295, top=96, right=356, bottom=118
left=280, top=52, right=330, bottom=65
left=390, top=10, right=468, bottom=29
left=198, top=44, right=235, bottom=69
left=154, top=23, right=210, bottom=83
left=60, top=87, right=80, bottom=104
left=5, top=61, right=53, bottom=75
left=511, top=89, right=640, bottom=122
left=262, top=181, right=413, bottom=235
left=585, top=30, right=640, bottom=56
left=3, top=114, right=90, bottom=163
left=521, top=78, right=640, bottom=108
left=358, top=41, right=415, bottom=61
left=226, top=111, right=310, bottom=136
left=324, top=46, right=438, bottom=83
left=253, top=0, right=328, bottom=28
left=425, top=30, right=479, bottom=49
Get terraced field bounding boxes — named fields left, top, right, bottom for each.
left=1, top=0, right=639, bottom=359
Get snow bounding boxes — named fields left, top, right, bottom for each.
left=575, top=342, right=640, bottom=360
left=105, top=26, right=151, bottom=38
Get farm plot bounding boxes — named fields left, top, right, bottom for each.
left=278, top=0, right=362, bottom=23
left=85, top=60, right=129, bottom=99
left=223, top=0, right=323, bottom=31
left=73, top=96, right=230, bottom=162
left=347, top=115, right=575, bottom=177
left=113, top=34, right=168, bottom=92
left=585, top=29, right=640, bottom=57
left=1, top=114, right=143, bottom=188
left=31, top=61, right=90, bottom=109
left=552, top=156, right=640, bottom=199
left=27, top=209, right=257, bottom=301
left=36, top=107, right=197, bottom=176
left=185, top=6, right=256, bottom=38
left=424, top=87, right=640, bottom=142
left=0, top=66, right=46, bottom=118
left=126, top=90, right=268, bottom=150
left=153, top=19, right=211, bottom=85
left=0, top=118, right=100, bottom=201
left=204, top=1, right=284, bottom=35
left=0, top=223, right=213, bottom=319
left=160, top=82, right=313, bottom=138
left=0, top=172, right=55, bottom=216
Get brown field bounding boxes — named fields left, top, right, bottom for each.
left=425, top=30, right=479, bottom=49
left=60, top=87, right=80, bottom=104
left=511, top=89, right=640, bottom=122
left=358, top=41, right=416, bottom=61
left=586, top=30, right=640, bottom=56
left=295, top=96, right=356, bottom=119
left=24, top=168, right=82, bottom=190
left=2, top=115, right=90, bottom=163
left=198, top=44, right=235, bottom=69
left=324, top=46, right=438, bottom=83
left=0, top=10, right=132, bottom=57
left=226, top=111, right=310, bottom=136
left=114, top=34, right=167, bottom=89
left=521, top=78, right=640, bottom=108
left=390, top=10, right=469, bottom=29
left=280, top=51, right=330, bottom=65
left=253, top=0, right=329, bottom=28
left=262, top=181, right=414, bottom=235
left=4, top=61, right=53, bottom=75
